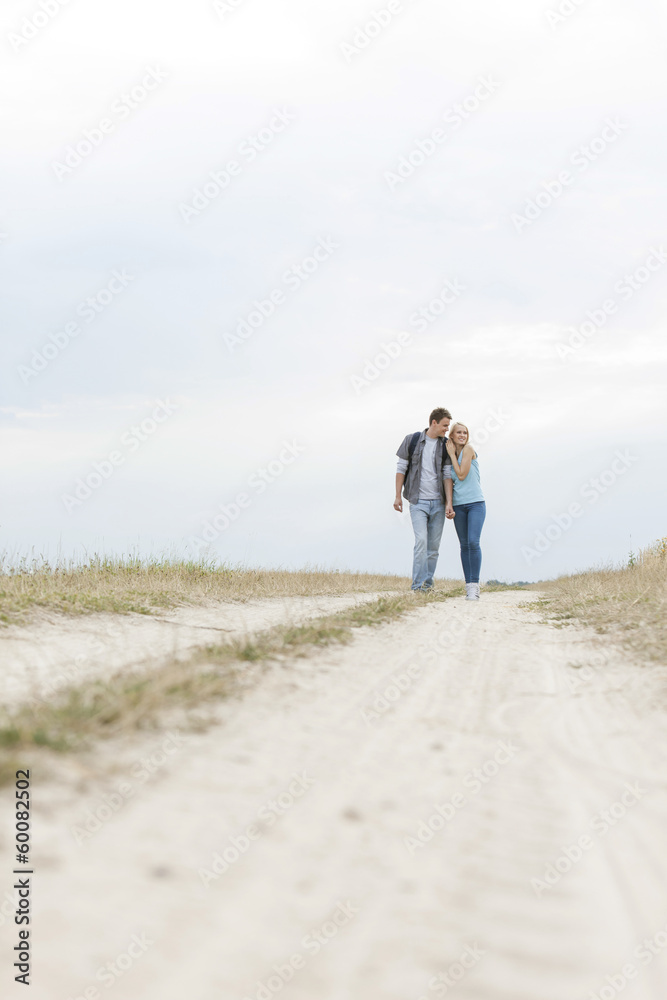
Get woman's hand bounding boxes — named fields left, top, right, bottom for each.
left=446, top=439, right=456, bottom=458
left=445, top=504, right=455, bottom=519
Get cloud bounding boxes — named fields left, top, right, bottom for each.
left=0, top=0, right=665, bottom=579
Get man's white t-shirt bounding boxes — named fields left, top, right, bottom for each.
left=417, top=435, right=440, bottom=500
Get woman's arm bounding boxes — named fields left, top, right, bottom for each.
left=448, top=443, right=475, bottom=480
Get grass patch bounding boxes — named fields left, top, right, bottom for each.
left=0, top=552, right=416, bottom=626
left=540, top=537, right=667, bottom=662
left=0, top=585, right=463, bottom=782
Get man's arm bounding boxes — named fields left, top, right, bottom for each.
left=394, top=436, right=411, bottom=512
left=394, top=472, right=405, bottom=512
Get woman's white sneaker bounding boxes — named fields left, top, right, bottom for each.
left=473, top=583, right=480, bottom=599
left=465, top=583, right=475, bottom=600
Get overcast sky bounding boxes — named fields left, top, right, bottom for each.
left=1, top=0, right=666, bottom=582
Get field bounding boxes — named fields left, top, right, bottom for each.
left=1, top=545, right=666, bottom=997
left=539, top=537, right=667, bottom=663
left=0, top=552, right=415, bottom=625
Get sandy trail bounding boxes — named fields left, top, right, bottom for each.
left=0, top=591, right=391, bottom=707
left=2, top=591, right=667, bottom=999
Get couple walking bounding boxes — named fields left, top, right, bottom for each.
left=394, top=407, right=486, bottom=599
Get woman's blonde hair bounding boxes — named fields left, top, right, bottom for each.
left=449, top=422, right=469, bottom=455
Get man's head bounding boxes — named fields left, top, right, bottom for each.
left=428, top=407, right=452, bottom=438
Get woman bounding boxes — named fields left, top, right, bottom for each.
left=446, top=423, right=486, bottom=600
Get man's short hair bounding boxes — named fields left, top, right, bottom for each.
left=429, top=407, right=452, bottom=425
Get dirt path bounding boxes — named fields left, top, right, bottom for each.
left=0, top=591, right=393, bottom=707
left=2, top=591, right=667, bottom=999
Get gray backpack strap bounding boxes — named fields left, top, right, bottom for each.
left=406, top=431, right=420, bottom=469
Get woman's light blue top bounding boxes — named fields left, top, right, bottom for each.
left=452, top=452, right=485, bottom=504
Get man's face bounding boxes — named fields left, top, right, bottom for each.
left=431, top=418, right=450, bottom=437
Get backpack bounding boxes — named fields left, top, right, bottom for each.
left=406, top=431, right=421, bottom=470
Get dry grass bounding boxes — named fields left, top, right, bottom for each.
left=540, top=537, right=667, bottom=663
left=0, top=552, right=414, bottom=625
left=0, top=587, right=463, bottom=780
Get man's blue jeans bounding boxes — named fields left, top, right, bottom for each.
left=409, top=499, right=446, bottom=590
left=452, top=500, right=486, bottom=583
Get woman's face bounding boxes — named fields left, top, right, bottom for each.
left=452, top=426, right=468, bottom=445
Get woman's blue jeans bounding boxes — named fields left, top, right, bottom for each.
left=452, top=500, right=486, bottom=583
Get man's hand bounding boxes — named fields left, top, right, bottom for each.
left=445, top=504, right=455, bottom=519
left=393, top=496, right=403, bottom=512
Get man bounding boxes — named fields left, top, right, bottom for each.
left=394, top=407, right=454, bottom=591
